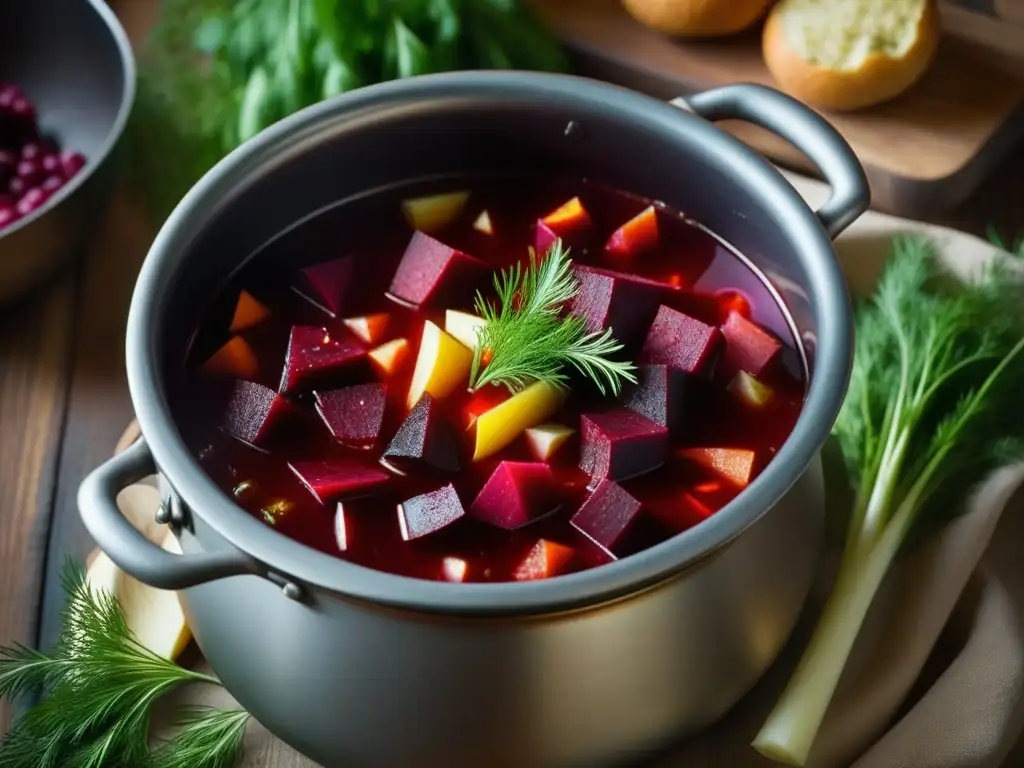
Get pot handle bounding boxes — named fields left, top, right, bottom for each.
left=78, top=438, right=260, bottom=589
left=673, top=84, right=869, bottom=239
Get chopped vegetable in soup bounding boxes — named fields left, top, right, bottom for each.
left=174, top=176, right=806, bottom=582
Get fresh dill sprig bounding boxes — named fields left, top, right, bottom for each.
left=151, top=707, right=251, bottom=768
left=0, top=560, right=251, bottom=768
left=754, top=234, right=1024, bottom=766
left=470, top=241, right=638, bottom=395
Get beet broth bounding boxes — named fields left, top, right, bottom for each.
left=172, top=175, right=806, bottom=583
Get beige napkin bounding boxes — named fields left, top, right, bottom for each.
left=651, top=464, right=1024, bottom=768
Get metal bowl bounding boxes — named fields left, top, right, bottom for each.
left=0, top=0, right=135, bottom=305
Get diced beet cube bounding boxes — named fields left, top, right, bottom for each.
left=382, top=393, right=460, bottom=473
left=314, top=383, right=387, bottom=448
left=719, top=311, right=782, bottom=378
left=220, top=380, right=294, bottom=448
left=388, top=231, right=489, bottom=308
left=605, top=205, right=659, bottom=258
left=279, top=326, right=365, bottom=394
left=622, top=364, right=690, bottom=438
left=640, top=305, right=723, bottom=377
left=334, top=503, right=350, bottom=551
left=289, top=460, right=390, bottom=504
left=468, top=461, right=560, bottom=530
left=570, top=480, right=643, bottom=554
left=298, top=256, right=355, bottom=315
left=534, top=196, right=593, bottom=255
left=569, top=265, right=668, bottom=344
left=579, top=408, right=668, bottom=484
left=397, top=484, right=466, bottom=541
left=513, top=539, right=575, bottom=581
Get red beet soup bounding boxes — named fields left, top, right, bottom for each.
left=172, top=175, right=806, bottom=583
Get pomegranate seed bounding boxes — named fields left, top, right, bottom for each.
left=20, top=143, right=43, bottom=161
left=7, top=176, right=25, bottom=199
left=0, top=85, right=19, bottom=110
left=15, top=187, right=47, bottom=217
left=60, top=151, right=86, bottom=178
left=10, top=98, right=34, bottom=120
left=41, top=154, right=60, bottom=175
left=16, top=159, right=41, bottom=186
left=0, top=206, right=19, bottom=230
left=40, top=175, right=63, bottom=194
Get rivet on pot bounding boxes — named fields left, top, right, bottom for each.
left=265, top=571, right=308, bottom=603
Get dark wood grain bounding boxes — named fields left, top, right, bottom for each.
left=0, top=279, right=75, bottom=729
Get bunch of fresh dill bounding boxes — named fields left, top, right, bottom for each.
left=754, top=234, right=1024, bottom=765
left=0, top=562, right=250, bottom=768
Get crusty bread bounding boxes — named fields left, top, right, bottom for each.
left=621, top=0, right=773, bottom=37
left=762, top=0, right=941, bottom=111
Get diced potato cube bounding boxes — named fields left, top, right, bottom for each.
left=473, top=210, right=494, bottom=235
left=524, top=423, right=575, bottom=462
left=401, top=191, right=469, bottom=233
left=473, top=381, right=566, bottom=461
left=407, top=321, right=473, bottom=409
left=445, top=309, right=487, bottom=352
left=727, top=371, right=774, bottom=409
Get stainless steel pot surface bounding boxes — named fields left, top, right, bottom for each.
left=80, top=73, right=868, bottom=767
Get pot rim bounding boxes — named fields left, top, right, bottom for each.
left=127, top=71, right=853, bottom=615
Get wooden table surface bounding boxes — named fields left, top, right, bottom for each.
left=1, top=0, right=1023, bottom=742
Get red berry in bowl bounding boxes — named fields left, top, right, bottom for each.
left=20, top=142, right=43, bottom=162
left=0, top=85, right=20, bottom=110
left=60, top=151, right=86, bottom=178
left=10, top=98, right=35, bottom=122
left=16, top=159, right=41, bottom=186
left=15, top=187, right=48, bottom=217
left=40, top=175, right=63, bottom=195
left=8, top=176, right=25, bottom=199
left=41, top=154, right=61, bottom=175
left=0, top=204, right=19, bottom=230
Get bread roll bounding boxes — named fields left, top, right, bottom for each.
left=762, top=0, right=941, bottom=111
left=622, top=0, right=774, bottom=37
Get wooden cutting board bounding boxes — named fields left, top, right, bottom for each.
left=531, top=0, right=1024, bottom=218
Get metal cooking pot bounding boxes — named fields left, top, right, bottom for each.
left=79, top=73, right=868, bottom=767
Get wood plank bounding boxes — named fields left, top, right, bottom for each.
left=36, top=190, right=155, bottom=653
left=0, top=280, right=75, bottom=728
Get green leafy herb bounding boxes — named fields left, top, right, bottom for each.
left=0, top=561, right=251, bottom=768
left=470, top=240, right=638, bottom=395
left=753, top=235, right=1024, bottom=765
left=151, top=707, right=251, bottom=768
left=129, top=0, right=570, bottom=222
left=988, top=223, right=1023, bottom=258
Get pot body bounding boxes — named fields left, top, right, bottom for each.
left=80, top=73, right=868, bottom=767
left=177, top=461, right=822, bottom=767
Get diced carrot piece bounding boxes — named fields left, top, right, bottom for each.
left=513, top=539, right=575, bottom=581
left=343, top=313, right=390, bottom=345
left=605, top=205, right=659, bottom=258
left=542, top=196, right=592, bottom=230
left=368, top=338, right=409, bottom=378
left=229, top=290, right=270, bottom=333
left=679, top=447, right=756, bottom=488
left=202, top=336, right=258, bottom=380
left=442, top=556, right=469, bottom=583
